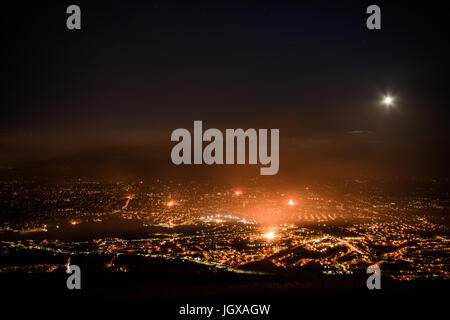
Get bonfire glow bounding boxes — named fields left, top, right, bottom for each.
left=263, top=231, right=276, bottom=240
left=167, top=200, right=175, bottom=207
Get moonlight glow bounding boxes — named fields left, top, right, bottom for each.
left=383, top=96, right=394, bottom=106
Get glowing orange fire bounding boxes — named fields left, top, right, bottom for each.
left=166, top=200, right=176, bottom=207
left=263, top=230, right=276, bottom=240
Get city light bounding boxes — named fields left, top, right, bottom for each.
left=234, top=190, right=242, bottom=196
left=1, top=179, right=447, bottom=281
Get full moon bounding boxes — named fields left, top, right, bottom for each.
left=383, top=96, right=394, bottom=106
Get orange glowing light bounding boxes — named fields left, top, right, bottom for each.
left=167, top=201, right=176, bottom=207
left=288, top=199, right=295, bottom=206
left=263, top=231, right=276, bottom=240
left=234, top=190, right=242, bottom=196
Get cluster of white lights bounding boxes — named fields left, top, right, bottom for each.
left=200, top=214, right=257, bottom=225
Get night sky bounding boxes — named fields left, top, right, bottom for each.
left=1, top=1, right=449, bottom=181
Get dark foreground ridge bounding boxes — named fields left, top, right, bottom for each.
left=2, top=268, right=447, bottom=318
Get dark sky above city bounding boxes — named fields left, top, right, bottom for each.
left=1, top=1, right=449, bottom=181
